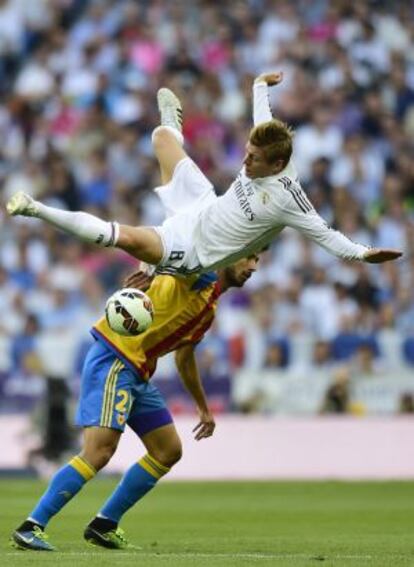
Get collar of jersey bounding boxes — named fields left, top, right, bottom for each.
left=191, top=271, right=218, bottom=291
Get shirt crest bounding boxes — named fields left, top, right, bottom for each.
left=261, top=191, right=270, bottom=205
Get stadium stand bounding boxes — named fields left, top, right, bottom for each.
left=0, top=0, right=414, bottom=436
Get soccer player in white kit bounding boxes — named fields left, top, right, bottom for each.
left=7, top=72, right=402, bottom=270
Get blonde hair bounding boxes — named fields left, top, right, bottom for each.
left=249, top=119, right=293, bottom=167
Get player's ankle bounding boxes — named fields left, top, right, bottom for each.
left=88, top=516, right=118, bottom=533
left=17, top=519, right=45, bottom=532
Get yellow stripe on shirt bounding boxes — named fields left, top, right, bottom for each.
left=93, top=275, right=219, bottom=380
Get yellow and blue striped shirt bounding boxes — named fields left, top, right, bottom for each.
left=92, top=274, right=221, bottom=381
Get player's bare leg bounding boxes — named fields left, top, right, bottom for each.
left=152, top=126, right=187, bottom=184
left=84, top=423, right=181, bottom=550
left=6, top=192, right=164, bottom=265
left=116, top=225, right=163, bottom=264
left=80, top=427, right=122, bottom=471
left=7, top=88, right=187, bottom=268
left=80, top=427, right=142, bottom=550
left=10, top=426, right=118, bottom=552
left=140, top=423, right=182, bottom=468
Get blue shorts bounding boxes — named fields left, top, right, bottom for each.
left=75, top=339, right=173, bottom=437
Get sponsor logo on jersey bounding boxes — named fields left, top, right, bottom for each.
left=234, top=177, right=255, bottom=221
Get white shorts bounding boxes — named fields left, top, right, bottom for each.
left=153, top=157, right=217, bottom=274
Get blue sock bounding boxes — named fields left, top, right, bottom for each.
left=29, top=456, right=96, bottom=527
left=98, top=454, right=170, bottom=523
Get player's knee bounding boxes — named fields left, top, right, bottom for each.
left=118, top=226, right=163, bottom=264
left=151, top=442, right=182, bottom=469
left=167, top=442, right=183, bottom=467
left=95, top=446, right=116, bottom=470
left=82, top=442, right=117, bottom=471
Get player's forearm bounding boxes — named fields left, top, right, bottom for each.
left=253, top=81, right=273, bottom=126
left=176, top=351, right=210, bottom=412
left=320, top=232, right=369, bottom=261
left=305, top=221, right=369, bottom=261
left=285, top=207, right=370, bottom=261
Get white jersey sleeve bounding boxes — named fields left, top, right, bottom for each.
left=277, top=180, right=370, bottom=261
left=253, top=81, right=273, bottom=125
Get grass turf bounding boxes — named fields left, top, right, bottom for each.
left=1, top=479, right=414, bottom=566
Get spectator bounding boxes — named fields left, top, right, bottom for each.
left=0, top=0, right=413, bottom=419
left=399, top=393, right=414, bottom=414
left=320, top=366, right=350, bottom=414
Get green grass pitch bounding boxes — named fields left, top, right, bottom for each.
left=1, top=479, right=414, bottom=566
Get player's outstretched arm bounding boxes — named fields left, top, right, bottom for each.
left=253, top=71, right=283, bottom=126
left=280, top=201, right=403, bottom=263
left=175, top=344, right=215, bottom=441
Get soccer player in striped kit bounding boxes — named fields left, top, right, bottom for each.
left=11, top=151, right=259, bottom=551
left=11, top=254, right=258, bottom=551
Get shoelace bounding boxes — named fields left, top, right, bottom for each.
left=33, top=526, right=49, bottom=541
left=114, top=528, right=128, bottom=544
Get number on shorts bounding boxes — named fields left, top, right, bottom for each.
left=169, top=250, right=185, bottom=261
left=115, top=390, right=129, bottom=413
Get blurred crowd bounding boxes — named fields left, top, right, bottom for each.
left=1, top=0, right=414, bottom=419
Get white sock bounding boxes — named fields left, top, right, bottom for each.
left=152, top=125, right=184, bottom=146
left=35, top=202, right=119, bottom=247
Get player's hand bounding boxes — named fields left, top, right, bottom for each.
left=123, top=270, right=154, bottom=291
left=362, top=248, right=403, bottom=263
left=254, top=71, right=283, bottom=87
left=192, top=410, right=216, bottom=441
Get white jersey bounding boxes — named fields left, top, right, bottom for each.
left=155, top=81, right=370, bottom=275
left=192, top=82, right=369, bottom=271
